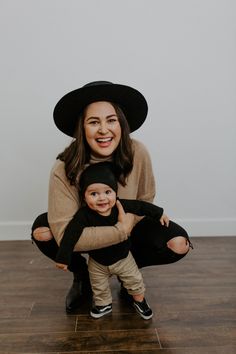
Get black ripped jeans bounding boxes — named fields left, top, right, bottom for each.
left=31, top=213, right=192, bottom=274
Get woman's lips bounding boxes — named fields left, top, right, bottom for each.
left=96, top=137, right=113, bottom=147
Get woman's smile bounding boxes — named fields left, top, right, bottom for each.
left=96, top=137, right=113, bottom=147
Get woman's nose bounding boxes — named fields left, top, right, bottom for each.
left=98, top=122, right=108, bottom=134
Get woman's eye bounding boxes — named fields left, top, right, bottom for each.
left=89, top=121, right=99, bottom=125
left=108, top=118, right=117, bottom=124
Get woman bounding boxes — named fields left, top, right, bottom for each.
left=32, top=81, right=191, bottom=313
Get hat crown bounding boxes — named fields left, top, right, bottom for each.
left=83, top=81, right=113, bottom=88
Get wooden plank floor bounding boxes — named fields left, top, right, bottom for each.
left=0, top=237, right=235, bottom=354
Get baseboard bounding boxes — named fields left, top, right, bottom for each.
left=175, top=218, right=236, bottom=237
left=0, top=218, right=235, bottom=241
left=0, top=222, right=32, bottom=241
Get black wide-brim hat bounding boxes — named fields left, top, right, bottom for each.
left=53, top=81, right=148, bottom=137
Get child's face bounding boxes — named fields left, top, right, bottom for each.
left=84, top=183, right=116, bottom=216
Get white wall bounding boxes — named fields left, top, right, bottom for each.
left=0, top=0, right=235, bottom=240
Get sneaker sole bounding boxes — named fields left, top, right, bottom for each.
left=90, top=308, right=112, bottom=319
left=137, top=311, right=153, bottom=320
left=133, top=303, right=153, bottom=320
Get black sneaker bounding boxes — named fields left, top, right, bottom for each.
left=90, top=304, right=112, bottom=319
left=133, top=298, right=153, bottom=320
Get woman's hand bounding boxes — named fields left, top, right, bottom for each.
left=56, top=262, right=68, bottom=271
left=116, top=199, right=135, bottom=236
left=160, top=213, right=170, bottom=227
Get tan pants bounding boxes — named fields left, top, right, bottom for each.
left=88, top=251, right=145, bottom=306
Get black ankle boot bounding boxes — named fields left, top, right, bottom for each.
left=66, top=273, right=92, bottom=314
left=120, top=284, right=133, bottom=304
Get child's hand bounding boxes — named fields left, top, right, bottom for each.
left=56, top=262, right=68, bottom=271
left=160, top=213, right=170, bottom=227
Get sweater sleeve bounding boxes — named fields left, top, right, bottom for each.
left=48, top=160, right=128, bottom=251
left=120, top=199, right=163, bottom=220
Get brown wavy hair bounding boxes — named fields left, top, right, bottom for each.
left=57, top=103, right=134, bottom=187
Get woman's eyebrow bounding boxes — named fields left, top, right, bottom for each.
left=85, top=116, right=100, bottom=121
left=106, top=114, right=117, bottom=119
left=85, top=114, right=117, bottom=121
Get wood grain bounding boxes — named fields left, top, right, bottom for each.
left=0, top=237, right=235, bottom=353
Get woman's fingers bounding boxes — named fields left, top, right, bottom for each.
left=116, top=200, right=135, bottom=235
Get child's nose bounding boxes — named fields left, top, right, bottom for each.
left=98, top=193, right=106, bottom=200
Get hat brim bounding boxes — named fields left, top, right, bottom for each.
left=53, top=83, right=148, bottom=137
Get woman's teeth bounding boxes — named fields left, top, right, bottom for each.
left=96, top=138, right=112, bottom=142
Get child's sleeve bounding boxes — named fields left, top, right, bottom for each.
left=55, top=209, right=86, bottom=266
left=120, top=199, right=164, bottom=220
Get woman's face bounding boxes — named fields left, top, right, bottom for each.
left=83, top=101, right=121, bottom=157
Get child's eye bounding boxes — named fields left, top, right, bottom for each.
left=91, top=192, right=97, bottom=196
left=105, top=190, right=112, bottom=194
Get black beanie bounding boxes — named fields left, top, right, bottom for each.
left=79, top=162, right=118, bottom=196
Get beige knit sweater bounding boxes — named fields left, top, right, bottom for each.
left=48, top=139, right=156, bottom=252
